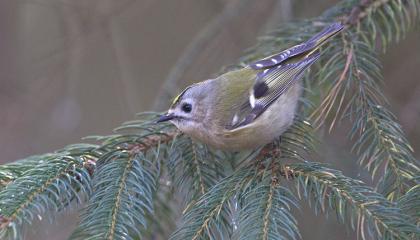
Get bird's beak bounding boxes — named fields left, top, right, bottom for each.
left=156, top=113, right=175, bottom=123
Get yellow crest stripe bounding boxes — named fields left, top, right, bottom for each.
left=171, top=85, right=193, bottom=106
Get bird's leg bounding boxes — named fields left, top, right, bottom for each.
left=271, top=136, right=282, bottom=158
left=261, top=137, right=283, bottom=160
left=255, top=144, right=273, bottom=170
left=255, top=137, right=285, bottom=174
left=273, top=137, right=295, bottom=179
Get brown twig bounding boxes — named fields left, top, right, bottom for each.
left=344, top=0, right=390, bottom=26
left=0, top=128, right=179, bottom=230
left=0, top=179, right=12, bottom=187
left=127, top=130, right=179, bottom=154
left=311, top=45, right=354, bottom=129
left=0, top=215, right=10, bottom=229
left=253, top=141, right=297, bottom=180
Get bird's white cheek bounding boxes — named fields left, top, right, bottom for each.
left=171, top=120, right=197, bottom=136
left=169, top=120, right=181, bottom=130
left=170, top=119, right=185, bottom=131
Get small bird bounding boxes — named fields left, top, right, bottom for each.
left=157, top=23, right=343, bottom=150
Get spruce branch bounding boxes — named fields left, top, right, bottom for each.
left=313, top=33, right=419, bottom=199
left=70, top=151, right=158, bottom=240
left=0, top=155, right=52, bottom=189
left=247, top=119, right=419, bottom=240
left=309, top=0, right=420, bottom=200
left=287, top=162, right=419, bottom=240
left=142, top=181, right=178, bottom=239
left=70, top=115, right=178, bottom=240
left=233, top=172, right=300, bottom=240
left=171, top=120, right=312, bottom=240
left=0, top=144, right=97, bottom=239
left=169, top=136, right=226, bottom=203
left=170, top=168, right=254, bottom=240
left=398, top=183, right=420, bottom=225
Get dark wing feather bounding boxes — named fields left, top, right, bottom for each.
left=254, top=53, right=320, bottom=106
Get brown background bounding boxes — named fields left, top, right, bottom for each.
left=1, top=0, right=419, bottom=239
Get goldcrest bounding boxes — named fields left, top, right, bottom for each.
left=158, top=23, right=343, bottom=150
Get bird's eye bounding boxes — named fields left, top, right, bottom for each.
left=181, top=103, right=192, bottom=113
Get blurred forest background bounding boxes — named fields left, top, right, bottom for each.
left=0, top=0, right=419, bottom=239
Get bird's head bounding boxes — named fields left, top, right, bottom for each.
left=157, top=82, right=211, bottom=135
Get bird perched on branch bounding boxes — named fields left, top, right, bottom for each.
left=158, top=23, right=343, bottom=150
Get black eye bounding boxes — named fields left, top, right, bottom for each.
left=181, top=103, right=192, bottom=113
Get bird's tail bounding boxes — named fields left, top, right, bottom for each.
left=307, top=22, right=343, bottom=48
left=250, top=22, right=343, bottom=70
left=304, top=22, right=343, bottom=56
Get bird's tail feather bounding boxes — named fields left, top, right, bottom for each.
left=306, top=22, right=343, bottom=53
left=250, top=22, right=343, bottom=70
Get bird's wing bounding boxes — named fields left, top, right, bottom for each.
left=228, top=52, right=320, bottom=129
left=227, top=23, right=343, bottom=130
